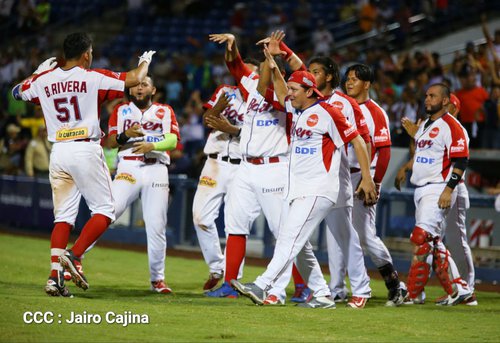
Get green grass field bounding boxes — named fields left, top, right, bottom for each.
left=0, top=232, right=499, bottom=342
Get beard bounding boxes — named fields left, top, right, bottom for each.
left=129, top=94, right=152, bottom=109
left=426, top=103, right=442, bottom=115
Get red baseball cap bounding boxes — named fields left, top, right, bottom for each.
left=450, top=93, right=461, bottom=113
left=288, top=71, right=324, bottom=98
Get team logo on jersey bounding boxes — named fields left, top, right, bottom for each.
left=55, top=127, right=88, bottom=141
left=224, top=91, right=237, bottom=101
left=415, top=156, right=435, bottom=164
left=332, top=101, right=344, bottom=111
left=429, top=127, right=440, bottom=138
left=295, top=146, right=317, bottom=155
left=292, top=126, right=313, bottom=140
left=256, top=119, right=279, bottom=127
left=121, top=107, right=132, bottom=116
left=115, top=173, right=136, bottom=184
left=374, top=127, right=390, bottom=143
left=306, top=114, right=319, bottom=127
left=155, top=108, right=165, bottom=120
left=199, top=176, right=217, bottom=188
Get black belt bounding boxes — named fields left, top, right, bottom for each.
left=208, top=153, right=241, bottom=165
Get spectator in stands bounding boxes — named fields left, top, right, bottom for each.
left=180, top=91, right=205, bottom=158
left=455, top=70, right=489, bottom=148
left=483, top=85, right=500, bottom=149
left=35, top=0, right=50, bottom=26
left=358, top=0, right=379, bottom=33
left=0, top=123, right=28, bottom=175
left=390, top=86, right=418, bottom=147
left=230, top=2, right=247, bottom=38
left=19, top=105, right=44, bottom=138
left=266, top=5, right=288, bottom=36
left=293, top=0, right=311, bottom=52
left=312, top=20, right=334, bottom=56
left=25, top=125, right=50, bottom=177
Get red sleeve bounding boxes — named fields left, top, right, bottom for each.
left=168, top=106, right=181, bottom=140
left=373, top=146, right=391, bottom=183
left=225, top=52, right=253, bottom=86
left=108, top=103, right=121, bottom=135
left=264, top=86, right=285, bottom=112
left=320, top=102, right=359, bottom=143
left=352, top=100, right=371, bottom=143
left=94, top=69, right=127, bottom=103
left=443, top=115, right=469, bottom=158
left=203, top=85, right=226, bottom=109
left=367, top=101, right=391, bottom=148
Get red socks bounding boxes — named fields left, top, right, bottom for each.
left=71, top=214, right=111, bottom=257
left=224, top=234, right=246, bottom=283
left=50, top=222, right=72, bottom=277
left=292, top=264, right=306, bottom=286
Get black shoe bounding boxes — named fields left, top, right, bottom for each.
left=45, top=269, right=73, bottom=297
left=59, top=250, right=88, bottom=290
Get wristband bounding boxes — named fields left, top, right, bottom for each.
left=116, top=132, right=130, bottom=145
left=279, top=41, right=293, bottom=60
left=446, top=172, right=461, bottom=190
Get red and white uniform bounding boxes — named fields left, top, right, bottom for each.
left=193, top=85, right=246, bottom=276
left=411, top=113, right=469, bottom=237
left=348, top=99, right=394, bottom=267
left=324, top=91, right=372, bottom=299
left=443, top=129, right=475, bottom=292
left=255, top=99, right=359, bottom=299
left=223, top=55, right=289, bottom=240
left=20, top=66, right=126, bottom=223
left=109, top=101, right=179, bottom=282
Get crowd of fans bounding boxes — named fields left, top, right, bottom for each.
left=1, top=1, right=499, bottom=187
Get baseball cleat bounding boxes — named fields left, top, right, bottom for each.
left=44, top=270, right=73, bottom=297
left=435, top=291, right=472, bottom=306
left=386, top=287, right=404, bottom=307
left=263, top=294, right=284, bottom=305
left=347, top=296, right=368, bottom=309
left=230, top=280, right=265, bottom=305
left=290, top=284, right=311, bottom=303
left=333, top=294, right=348, bottom=303
left=461, top=293, right=478, bottom=306
left=297, top=295, right=336, bottom=309
left=151, top=280, right=172, bottom=294
left=59, top=250, right=88, bottom=290
left=203, top=272, right=223, bottom=292
left=205, top=282, right=238, bottom=298
left=404, top=291, right=426, bottom=305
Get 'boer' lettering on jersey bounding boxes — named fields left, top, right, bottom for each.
left=285, top=99, right=359, bottom=202
left=20, top=67, right=126, bottom=142
left=203, top=85, right=245, bottom=158
left=411, top=114, right=469, bottom=186
left=109, top=102, right=180, bottom=165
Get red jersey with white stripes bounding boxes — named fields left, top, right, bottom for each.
left=109, top=102, right=180, bottom=165
left=285, top=99, right=359, bottom=202
left=411, top=113, right=469, bottom=186
left=203, top=85, right=246, bottom=158
left=20, top=66, right=126, bottom=142
left=324, top=91, right=370, bottom=169
left=360, top=99, right=391, bottom=168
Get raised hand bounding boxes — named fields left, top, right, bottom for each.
left=34, top=57, right=57, bottom=75
left=267, top=30, right=287, bottom=57
left=263, top=46, right=278, bottom=70
left=138, top=50, right=156, bottom=66
left=209, top=33, right=236, bottom=51
left=401, top=117, right=421, bottom=138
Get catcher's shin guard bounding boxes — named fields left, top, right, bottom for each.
left=407, top=227, right=433, bottom=299
left=432, top=241, right=464, bottom=295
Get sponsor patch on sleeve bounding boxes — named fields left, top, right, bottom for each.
left=199, top=176, right=217, bottom=188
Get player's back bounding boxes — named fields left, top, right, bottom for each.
left=21, top=66, right=125, bottom=143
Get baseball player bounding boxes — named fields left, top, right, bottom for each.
left=397, top=93, right=476, bottom=305
left=207, top=32, right=310, bottom=300
left=192, top=59, right=258, bottom=292
left=12, top=32, right=154, bottom=296
left=395, top=83, right=472, bottom=306
left=232, top=47, right=377, bottom=308
left=108, top=75, right=179, bottom=294
left=268, top=39, right=374, bottom=308
left=340, top=63, right=406, bottom=306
